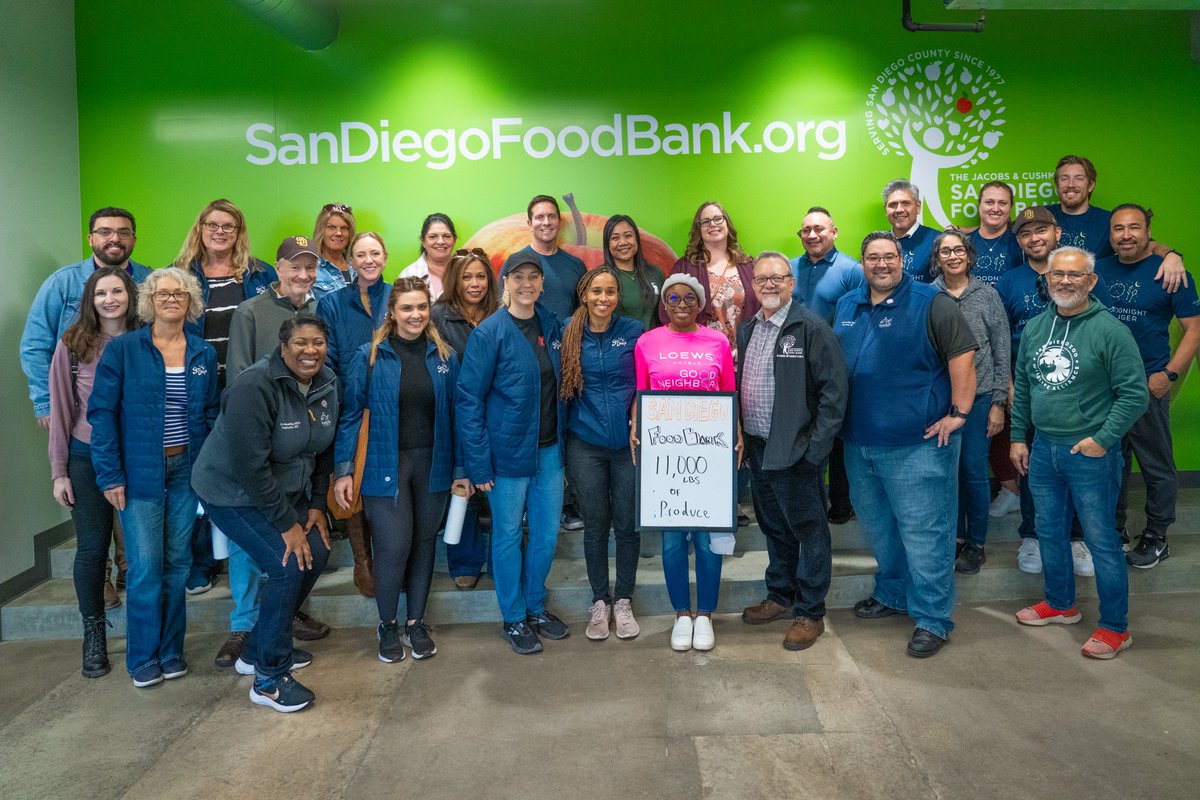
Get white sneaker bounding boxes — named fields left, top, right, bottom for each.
left=1017, top=538, right=1042, bottom=574
left=613, top=598, right=640, bottom=639
left=1071, top=541, right=1095, bottom=577
left=585, top=600, right=610, bottom=640
left=989, top=489, right=1021, bottom=518
left=670, top=616, right=693, bottom=651
left=692, top=615, right=715, bottom=651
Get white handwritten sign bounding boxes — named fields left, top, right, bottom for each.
left=636, top=391, right=737, bottom=532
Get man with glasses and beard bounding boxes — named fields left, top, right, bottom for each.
left=22, top=207, right=152, bottom=429
left=1010, top=246, right=1147, bottom=660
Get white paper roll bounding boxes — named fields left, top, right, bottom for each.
left=442, top=487, right=469, bottom=545
left=709, top=531, right=736, bottom=555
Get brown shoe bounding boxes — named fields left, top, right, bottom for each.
left=741, top=598, right=792, bottom=625
left=345, top=513, right=375, bottom=598
left=114, top=567, right=127, bottom=592
left=103, top=579, right=121, bottom=610
left=454, top=575, right=479, bottom=591
left=214, top=630, right=249, bottom=669
left=783, top=617, right=825, bottom=651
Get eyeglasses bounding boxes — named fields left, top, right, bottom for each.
left=1048, top=270, right=1092, bottom=283
left=454, top=247, right=487, bottom=258
left=203, top=222, right=238, bottom=234
left=698, top=216, right=726, bottom=229
left=937, top=246, right=967, bottom=257
left=664, top=293, right=699, bottom=307
left=863, top=254, right=900, bottom=265
left=152, top=290, right=188, bottom=302
left=92, top=227, right=134, bottom=239
left=752, top=275, right=792, bottom=287
left=323, top=203, right=352, bottom=213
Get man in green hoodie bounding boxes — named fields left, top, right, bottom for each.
left=1009, top=246, right=1148, bottom=660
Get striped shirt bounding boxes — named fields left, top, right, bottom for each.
left=203, top=275, right=242, bottom=387
left=740, top=301, right=791, bottom=438
left=163, top=367, right=188, bottom=447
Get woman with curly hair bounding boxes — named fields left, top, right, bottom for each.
left=559, top=268, right=644, bottom=640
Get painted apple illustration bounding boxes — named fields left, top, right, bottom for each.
left=464, top=193, right=677, bottom=276
left=955, top=96, right=974, bottom=114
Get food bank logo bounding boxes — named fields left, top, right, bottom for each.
left=866, top=51, right=1007, bottom=228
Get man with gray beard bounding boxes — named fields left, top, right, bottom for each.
left=1010, top=246, right=1147, bottom=660
left=737, top=252, right=847, bottom=651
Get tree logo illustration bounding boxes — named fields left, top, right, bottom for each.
left=866, top=53, right=1007, bottom=227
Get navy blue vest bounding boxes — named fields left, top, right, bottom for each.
left=834, top=276, right=949, bottom=446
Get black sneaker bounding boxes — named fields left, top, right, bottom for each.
left=403, top=621, right=438, bottom=660
left=503, top=620, right=543, bottom=655
left=955, top=543, right=986, bottom=575
left=377, top=621, right=405, bottom=663
left=527, top=610, right=570, bottom=640
left=235, top=648, right=313, bottom=675
left=1126, top=534, right=1169, bottom=569
left=560, top=509, right=585, bottom=531
left=214, top=630, right=249, bottom=669
left=293, top=611, right=331, bottom=641
left=250, top=673, right=314, bottom=713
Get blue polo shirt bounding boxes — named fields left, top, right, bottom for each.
left=1048, top=203, right=1114, bottom=259
left=1095, top=253, right=1200, bottom=375
left=789, top=246, right=865, bottom=324
left=995, top=263, right=1115, bottom=369
left=898, top=224, right=938, bottom=284
left=968, top=228, right=1024, bottom=287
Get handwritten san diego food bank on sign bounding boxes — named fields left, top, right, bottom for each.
left=636, top=392, right=737, bottom=532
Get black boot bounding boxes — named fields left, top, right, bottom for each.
left=82, top=615, right=111, bottom=678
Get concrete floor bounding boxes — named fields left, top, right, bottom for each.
left=1, top=592, right=1197, bottom=800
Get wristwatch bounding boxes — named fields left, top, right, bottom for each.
left=949, top=405, right=969, bottom=420
left=1163, top=369, right=1179, bottom=382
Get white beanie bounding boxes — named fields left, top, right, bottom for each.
left=660, top=273, right=706, bottom=308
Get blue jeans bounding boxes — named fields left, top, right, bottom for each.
left=488, top=445, right=564, bottom=623
left=958, top=395, right=992, bottom=545
left=845, top=437, right=959, bottom=639
left=446, top=494, right=488, bottom=578
left=226, top=540, right=263, bottom=632
left=206, top=501, right=329, bottom=680
left=1027, top=435, right=1128, bottom=633
left=662, top=532, right=722, bottom=613
left=118, top=452, right=195, bottom=674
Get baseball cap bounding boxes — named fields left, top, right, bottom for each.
left=500, top=251, right=544, bottom=278
left=1012, top=206, right=1058, bottom=237
left=277, top=235, right=320, bottom=262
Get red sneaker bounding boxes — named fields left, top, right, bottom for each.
left=1081, top=628, right=1132, bottom=660
left=1015, top=601, right=1082, bottom=626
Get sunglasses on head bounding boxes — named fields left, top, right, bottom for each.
left=454, top=247, right=487, bottom=258
left=323, top=203, right=352, bottom=214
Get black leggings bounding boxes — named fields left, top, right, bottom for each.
left=363, top=447, right=449, bottom=624
left=69, top=449, right=117, bottom=618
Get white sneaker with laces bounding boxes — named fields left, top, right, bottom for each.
left=692, top=615, right=715, bottom=651
left=585, top=600, right=610, bottom=640
left=1071, top=540, right=1095, bottom=577
left=1017, top=538, right=1042, bottom=574
left=670, top=616, right=693, bottom=651
left=989, top=489, right=1021, bottom=518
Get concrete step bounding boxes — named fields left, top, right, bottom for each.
left=5, top=532, right=1197, bottom=642
left=45, top=496, right=1195, bottom=579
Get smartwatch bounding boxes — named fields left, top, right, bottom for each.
left=949, top=405, right=970, bottom=420
left=1163, top=369, right=1179, bottom=382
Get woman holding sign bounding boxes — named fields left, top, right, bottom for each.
left=560, top=267, right=645, bottom=640
left=634, top=274, right=739, bottom=651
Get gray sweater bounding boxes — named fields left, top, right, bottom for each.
left=935, top=276, right=1010, bottom=404
left=226, top=286, right=317, bottom=380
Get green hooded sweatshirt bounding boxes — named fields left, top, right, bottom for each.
left=1012, top=298, right=1148, bottom=451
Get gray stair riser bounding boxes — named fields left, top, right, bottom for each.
left=6, top=556, right=1196, bottom=642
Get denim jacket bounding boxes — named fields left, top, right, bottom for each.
left=20, top=258, right=153, bottom=417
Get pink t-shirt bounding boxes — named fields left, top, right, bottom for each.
left=634, top=326, right=736, bottom=393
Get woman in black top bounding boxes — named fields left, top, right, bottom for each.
left=430, top=248, right=500, bottom=589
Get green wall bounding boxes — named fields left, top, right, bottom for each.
left=62, top=0, right=1200, bottom=471
left=2, top=0, right=80, bottom=585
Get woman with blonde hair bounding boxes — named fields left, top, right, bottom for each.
left=334, top=276, right=468, bottom=662
left=312, top=202, right=357, bottom=298
left=89, top=267, right=219, bottom=687
left=174, top=198, right=276, bottom=594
